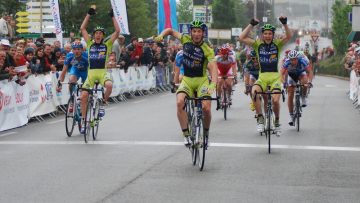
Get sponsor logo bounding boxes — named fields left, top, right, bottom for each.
left=0, top=90, right=12, bottom=112
left=45, top=82, right=54, bottom=101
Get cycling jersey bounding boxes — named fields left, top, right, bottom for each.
left=215, top=55, right=236, bottom=76
left=83, top=39, right=113, bottom=89
left=87, top=40, right=113, bottom=70
left=181, top=34, right=214, bottom=78
left=176, top=34, right=215, bottom=97
left=283, top=58, right=309, bottom=83
left=175, top=50, right=184, bottom=75
left=64, top=55, right=89, bottom=82
left=253, top=39, right=285, bottom=73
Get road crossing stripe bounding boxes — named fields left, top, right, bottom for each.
left=0, top=140, right=360, bottom=152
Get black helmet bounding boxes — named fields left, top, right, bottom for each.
left=93, top=26, right=106, bottom=35
left=190, top=20, right=207, bottom=31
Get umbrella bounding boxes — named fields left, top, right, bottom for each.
left=347, top=31, right=360, bottom=42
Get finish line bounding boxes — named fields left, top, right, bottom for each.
left=1, top=140, right=360, bottom=152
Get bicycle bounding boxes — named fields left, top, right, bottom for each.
left=217, top=76, right=234, bottom=120
left=293, top=83, right=305, bottom=132
left=255, top=86, right=285, bottom=153
left=79, top=81, right=104, bottom=143
left=63, top=82, right=83, bottom=137
left=185, top=95, right=218, bottom=171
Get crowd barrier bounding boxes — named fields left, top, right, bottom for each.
left=349, top=70, right=360, bottom=109
left=0, top=66, right=171, bottom=132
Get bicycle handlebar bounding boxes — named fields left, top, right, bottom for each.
left=254, top=90, right=285, bottom=102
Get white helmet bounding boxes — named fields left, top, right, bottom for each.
left=288, top=50, right=299, bottom=59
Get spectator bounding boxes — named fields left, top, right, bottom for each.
left=118, top=45, right=135, bottom=72
left=112, top=34, right=125, bottom=63
left=13, top=46, right=28, bottom=85
left=7, top=15, right=15, bottom=40
left=0, top=39, right=15, bottom=68
left=53, top=40, right=61, bottom=49
left=53, top=47, right=65, bottom=71
left=43, top=43, right=56, bottom=73
left=0, top=14, right=9, bottom=39
left=31, top=47, right=46, bottom=74
left=63, top=42, right=72, bottom=54
left=24, top=47, right=37, bottom=73
left=141, top=40, right=154, bottom=67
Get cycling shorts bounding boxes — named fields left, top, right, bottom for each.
left=218, top=67, right=233, bottom=77
left=288, top=71, right=307, bottom=86
left=83, top=69, right=112, bottom=89
left=254, top=72, right=282, bottom=91
left=69, top=67, right=87, bottom=83
left=176, top=76, right=210, bottom=98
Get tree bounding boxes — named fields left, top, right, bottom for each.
left=126, top=0, right=156, bottom=37
left=0, top=0, right=25, bottom=17
left=212, top=0, right=237, bottom=29
left=331, top=0, right=351, bottom=55
left=177, top=0, right=193, bottom=23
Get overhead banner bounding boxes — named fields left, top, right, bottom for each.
left=110, top=0, right=130, bottom=35
left=50, top=0, right=63, bottom=47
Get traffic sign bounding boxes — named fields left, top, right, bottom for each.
left=16, top=23, right=30, bottom=27
left=16, top=17, right=30, bottom=22
left=16, top=28, right=30, bottom=33
left=16, top=11, right=29, bottom=17
left=311, top=33, right=320, bottom=43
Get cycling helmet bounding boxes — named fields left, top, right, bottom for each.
left=288, top=50, right=299, bottom=59
left=190, top=20, right=207, bottom=31
left=71, top=41, right=83, bottom=49
left=250, top=50, right=256, bottom=57
left=219, top=46, right=230, bottom=55
left=261, top=24, right=276, bottom=33
left=93, top=26, right=106, bottom=35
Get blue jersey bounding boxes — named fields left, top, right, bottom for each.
left=66, top=51, right=88, bottom=61
left=282, top=57, right=308, bottom=75
left=175, top=50, right=184, bottom=75
left=64, top=55, right=89, bottom=72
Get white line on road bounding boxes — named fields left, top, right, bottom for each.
left=132, top=100, right=146, bottom=104
left=1, top=140, right=360, bottom=152
left=0, top=132, right=17, bottom=138
left=160, top=93, right=172, bottom=98
left=325, top=84, right=336, bottom=88
left=47, top=119, right=65, bottom=124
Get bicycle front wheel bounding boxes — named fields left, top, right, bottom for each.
left=84, top=97, right=92, bottom=143
left=295, top=96, right=301, bottom=132
left=267, top=111, right=272, bottom=154
left=92, top=99, right=100, bottom=140
left=197, top=117, right=206, bottom=171
left=65, top=97, right=76, bottom=137
left=223, top=89, right=227, bottom=120
left=190, top=115, right=197, bottom=166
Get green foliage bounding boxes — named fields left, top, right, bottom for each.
left=212, top=0, right=237, bottom=29
left=59, top=0, right=155, bottom=37
left=0, top=0, right=25, bottom=17
left=177, top=0, right=193, bottom=23
left=331, top=0, right=352, bottom=55
left=318, top=55, right=349, bottom=77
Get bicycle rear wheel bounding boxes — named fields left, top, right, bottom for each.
left=223, top=89, right=227, bottom=120
left=84, top=97, right=92, bottom=143
left=92, top=99, right=100, bottom=140
left=197, top=117, right=206, bottom=171
left=65, top=97, right=76, bottom=137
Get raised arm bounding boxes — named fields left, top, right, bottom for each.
left=239, top=19, right=258, bottom=46
left=155, top=28, right=182, bottom=41
left=80, top=7, right=96, bottom=42
left=109, top=10, right=121, bottom=43
left=279, top=16, right=292, bottom=44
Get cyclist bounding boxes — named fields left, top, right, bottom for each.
left=155, top=20, right=218, bottom=146
left=281, top=50, right=313, bottom=125
left=216, top=45, right=237, bottom=107
left=79, top=6, right=120, bottom=133
left=57, top=41, right=89, bottom=97
left=173, top=49, right=184, bottom=84
left=243, top=50, right=260, bottom=111
left=239, top=17, right=292, bottom=134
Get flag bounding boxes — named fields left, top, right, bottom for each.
left=158, top=0, right=178, bottom=34
left=110, top=0, right=130, bottom=35
left=49, top=0, right=63, bottom=47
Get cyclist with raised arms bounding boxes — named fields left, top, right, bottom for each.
left=239, top=17, right=292, bottom=134
left=281, top=50, right=313, bottom=125
left=79, top=5, right=120, bottom=133
left=216, top=45, right=237, bottom=106
left=155, top=20, right=218, bottom=146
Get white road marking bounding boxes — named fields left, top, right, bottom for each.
left=47, top=119, right=65, bottom=124
left=0, top=140, right=360, bottom=152
left=132, top=100, right=146, bottom=104
left=325, top=84, right=336, bottom=88
left=0, top=132, right=17, bottom=138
